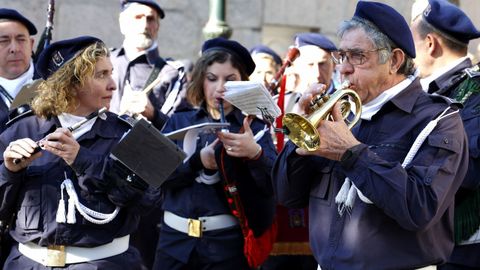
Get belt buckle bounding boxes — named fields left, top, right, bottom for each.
left=46, top=245, right=66, bottom=267
left=187, top=218, right=202, bottom=238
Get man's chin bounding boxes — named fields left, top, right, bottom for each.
left=125, top=35, right=153, bottom=50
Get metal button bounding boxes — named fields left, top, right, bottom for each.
left=443, top=138, right=449, bottom=144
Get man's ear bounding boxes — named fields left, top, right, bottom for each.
left=425, top=33, right=441, bottom=57
left=389, top=48, right=405, bottom=74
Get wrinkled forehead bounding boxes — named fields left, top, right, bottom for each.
left=296, top=45, right=331, bottom=63
left=338, top=28, right=375, bottom=51
left=0, top=19, right=30, bottom=36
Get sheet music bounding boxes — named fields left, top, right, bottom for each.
left=223, top=81, right=281, bottom=118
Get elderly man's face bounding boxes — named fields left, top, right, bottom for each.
left=336, top=28, right=391, bottom=104
left=294, top=45, right=335, bottom=92
left=119, top=3, right=160, bottom=50
left=0, top=20, right=33, bottom=79
left=250, top=54, right=278, bottom=88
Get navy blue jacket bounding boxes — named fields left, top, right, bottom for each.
left=158, top=107, right=276, bottom=264
left=109, top=47, right=188, bottom=130
left=272, top=79, right=469, bottom=270
left=0, top=112, right=161, bottom=247
left=427, top=58, right=480, bottom=267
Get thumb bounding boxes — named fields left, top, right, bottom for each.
left=209, top=138, right=220, bottom=148
left=330, top=102, right=344, bottom=122
left=243, top=116, right=254, bottom=134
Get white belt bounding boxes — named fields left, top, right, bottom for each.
left=318, top=265, right=436, bottom=270
left=164, top=211, right=238, bottom=237
left=18, top=235, right=129, bottom=267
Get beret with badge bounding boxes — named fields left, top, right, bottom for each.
left=121, top=0, right=165, bottom=19
left=294, top=33, right=337, bottom=52
left=0, top=8, right=37, bottom=35
left=353, top=1, right=416, bottom=58
left=422, top=0, right=480, bottom=44
left=202, top=37, right=256, bottom=76
left=250, top=45, right=282, bottom=66
left=35, top=36, right=102, bottom=80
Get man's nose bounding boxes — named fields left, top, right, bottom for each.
left=337, top=62, right=353, bottom=76
left=8, top=41, right=19, bottom=54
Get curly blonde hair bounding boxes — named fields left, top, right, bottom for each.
left=31, top=42, right=109, bottom=118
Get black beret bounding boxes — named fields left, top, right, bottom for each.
left=121, top=0, right=165, bottom=19
left=0, top=8, right=37, bottom=35
left=35, top=36, right=102, bottom=80
left=353, top=1, right=416, bottom=58
left=294, top=33, right=337, bottom=52
left=202, top=37, right=256, bottom=76
left=250, top=45, right=282, bottom=65
left=423, top=0, right=480, bottom=44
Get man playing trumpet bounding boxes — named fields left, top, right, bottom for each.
left=272, top=1, right=468, bottom=269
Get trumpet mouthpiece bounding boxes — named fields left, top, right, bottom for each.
left=340, top=80, right=351, bottom=89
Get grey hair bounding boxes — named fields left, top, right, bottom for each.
left=337, top=17, right=415, bottom=76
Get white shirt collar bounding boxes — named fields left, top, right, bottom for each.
left=419, top=56, right=468, bottom=91
left=361, top=76, right=415, bottom=121
left=0, top=60, right=34, bottom=106
left=58, top=113, right=98, bottom=139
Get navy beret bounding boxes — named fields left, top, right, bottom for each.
left=353, top=1, right=416, bottom=58
left=294, top=33, right=337, bottom=52
left=36, top=36, right=102, bottom=80
left=250, top=45, right=282, bottom=65
left=0, top=8, right=37, bottom=35
left=121, top=0, right=165, bottom=19
left=202, top=37, right=256, bottom=76
left=423, top=0, right=480, bottom=44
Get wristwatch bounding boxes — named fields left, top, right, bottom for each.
left=340, top=144, right=365, bottom=169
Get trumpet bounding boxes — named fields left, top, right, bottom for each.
left=282, top=82, right=362, bottom=151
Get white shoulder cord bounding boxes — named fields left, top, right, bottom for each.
left=56, top=173, right=121, bottom=225
left=335, top=107, right=459, bottom=216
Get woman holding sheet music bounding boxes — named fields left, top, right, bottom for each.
left=154, top=38, right=277, bottom=270
left=0, top=36, right=159, bottom=269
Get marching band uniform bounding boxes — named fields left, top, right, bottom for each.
left=272, top=2, right=469, bottom=269
left=412, top=0, right=480, bottom=268
left=0, top=36, right=160, bottom=269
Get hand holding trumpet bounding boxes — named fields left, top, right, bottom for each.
left=290, top=82, right=361, bottom=160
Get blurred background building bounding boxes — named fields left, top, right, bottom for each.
left=3, top=0, right=479, bottom=62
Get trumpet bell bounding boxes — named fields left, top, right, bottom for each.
left=282, top=89, right=362, bottom=151
left=283, top=113, right=320, bottom=151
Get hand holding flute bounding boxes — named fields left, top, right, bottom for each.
left=4, top=108, right=106, bottom=171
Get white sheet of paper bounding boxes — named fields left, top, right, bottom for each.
left=223, top=81, right=281, bottom=118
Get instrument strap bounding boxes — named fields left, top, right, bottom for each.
left=143, top=57, right=166, bottom=92
left=0, top=84, right=14, bottom=104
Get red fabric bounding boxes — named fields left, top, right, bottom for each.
left=274, top=205, right=309, bottom=242
left=275, top=75, right=287, bottom=152
left=244, top=220, right=278, bottom=268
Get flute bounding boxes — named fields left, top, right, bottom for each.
left=12, top=107, right=107, bottom=164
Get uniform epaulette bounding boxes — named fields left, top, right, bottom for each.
left=117, top=114, right=138, bottom=128
left=6, top=104, right=34, bottom=127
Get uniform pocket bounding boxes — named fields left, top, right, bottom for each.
left=16, top=190, right=41, bottom=230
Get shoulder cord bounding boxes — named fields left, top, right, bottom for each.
left=336, top=106, right=459, bottom=216
left=56, top=173, right=120, bottom=225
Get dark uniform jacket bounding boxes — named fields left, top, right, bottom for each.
left=109, top=46, right=188, bottom=129
left=427, top=58, right=480, bottom=268
left=159, top=107, right=276, bottom=264
left=272, top=78, right=469, bottom=270
left=0, top=112, right=160, bottom=248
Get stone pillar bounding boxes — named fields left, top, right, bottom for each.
left=202, top=0, right=232, bottom=39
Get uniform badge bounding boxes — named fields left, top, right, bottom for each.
left=52, top=51, right=64, bottom=67
left=423, top=4, right=431, bottom=17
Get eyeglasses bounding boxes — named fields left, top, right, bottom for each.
left=331, top=48, right=387, bottom=66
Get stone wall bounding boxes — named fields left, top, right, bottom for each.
left=3, top=0, right=479, bottom=62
